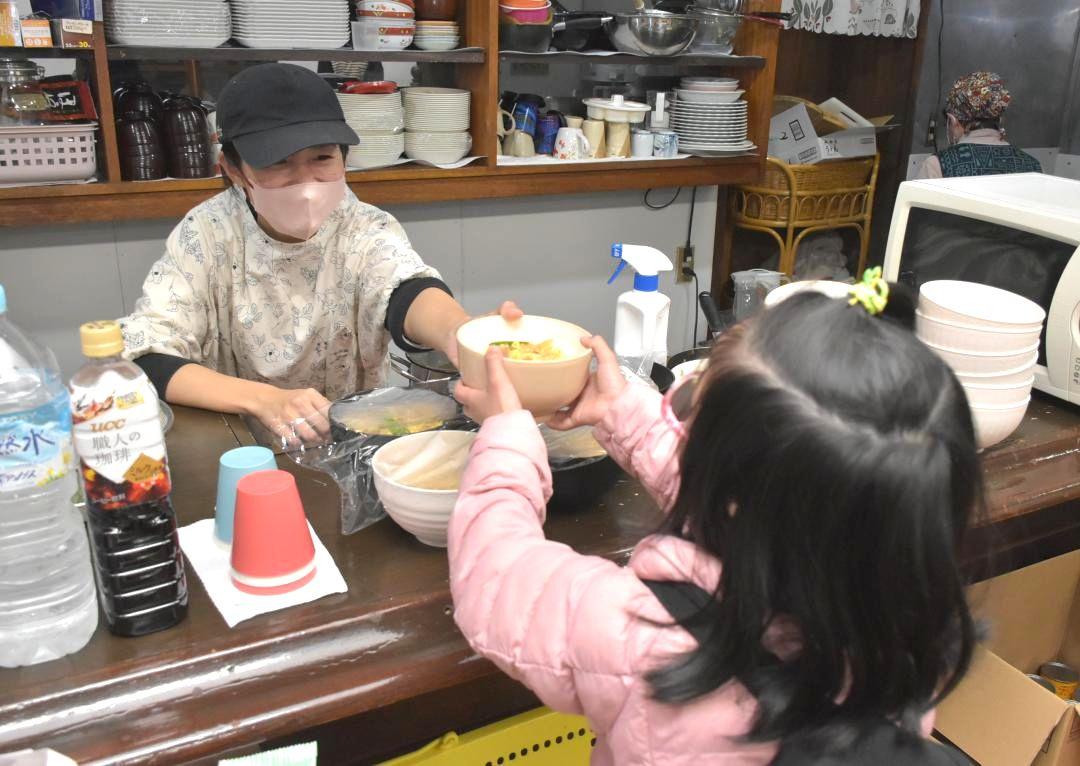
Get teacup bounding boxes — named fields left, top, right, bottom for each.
left=554, top=127, right=590, bottom=160
left=566, top=116, right=584, bottom=129
left=503, top=129, right=536, bottom=157
left=497, top=108, right=515, bottom=140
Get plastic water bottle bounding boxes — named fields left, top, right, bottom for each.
left=0, top=284, right=98, bottom=667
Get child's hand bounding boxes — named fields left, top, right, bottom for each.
left=548, top=336, right=627, bottom=431
left=454, top=346, right=523, bottom=422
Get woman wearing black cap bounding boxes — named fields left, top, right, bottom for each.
left=120, top=63, right=517, bottom=443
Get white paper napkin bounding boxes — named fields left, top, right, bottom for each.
left=178, top=519, right=347, bottom=628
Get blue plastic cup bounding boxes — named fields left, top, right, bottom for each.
left=215, top=446, right=277, bottom=545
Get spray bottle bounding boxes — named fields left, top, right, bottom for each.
left=608, top=244, right=674, bottom=375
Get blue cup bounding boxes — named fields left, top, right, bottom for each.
left=215, top=446, right=277, bottom=545
left=511, top=101, right=539, bottom=137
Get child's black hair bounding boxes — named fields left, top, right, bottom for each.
left=648, top=286, right=981, bottom=756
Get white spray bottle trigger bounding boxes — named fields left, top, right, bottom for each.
left=607, top=243, right=674, bottom=292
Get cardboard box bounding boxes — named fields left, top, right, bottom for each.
left=768, top=103, right=824, bottom=165
left=49, top=17, right=90, bottom=47
left=769, top=100, right=891, bottom=165
left=935, top=551, right=1080, bottom=766
left=19, top=17, right=52, bottom=46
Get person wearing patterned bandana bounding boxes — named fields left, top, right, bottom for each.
left=916, top=71, right=1042, bottom=180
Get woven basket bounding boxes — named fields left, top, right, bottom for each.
left=760, top=157, right=875, bottom=192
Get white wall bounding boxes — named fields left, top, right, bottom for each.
left=0, top=189, right=716, bottom=377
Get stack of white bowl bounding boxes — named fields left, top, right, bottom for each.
left=915, top=280, right=1045, bottom=450
left=338, top=91, right=405, bottom=169
left=403, top=87, right=471, bottom=164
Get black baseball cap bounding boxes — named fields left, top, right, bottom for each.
left=217, top=63, right=359, bottom=169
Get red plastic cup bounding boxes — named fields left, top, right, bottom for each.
left=230, top=470, right=316, bottom=596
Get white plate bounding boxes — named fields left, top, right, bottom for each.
left=107, top=32, right=231, bottom=45
left=675, top=89, right=744, bottom=103
left=234, top=35, right=349, bottom=47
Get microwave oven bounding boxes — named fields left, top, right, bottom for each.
left=882, top=173, right=1080, bottom=405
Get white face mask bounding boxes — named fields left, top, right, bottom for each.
left=245, top=177, right=346, bottom=241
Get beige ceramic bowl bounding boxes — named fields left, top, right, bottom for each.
left=916, top=310, right=1041, bottom=354
left=456, top=315, right=592, bottom=418
left=954, top=358, right=1038, bottom=388
left=919, top=280, right=1045, bottom=331
left=970, top=397, right=1031, bottom=451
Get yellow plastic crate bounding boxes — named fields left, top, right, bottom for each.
left=381, top=707, right=595, bottom=765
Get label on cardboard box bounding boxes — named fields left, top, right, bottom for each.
left=818, top=127, right=877, bottom=160
left=60, top=18, right=90, bottom=33
left=0, top=0, right=22, bottom=46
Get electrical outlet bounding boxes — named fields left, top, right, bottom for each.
left=676, top=245, right=694, bottom=283
left=926, top=117, right=936, bottom=147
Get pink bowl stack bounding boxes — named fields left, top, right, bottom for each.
left=916, top=280, right=1045, bottom=450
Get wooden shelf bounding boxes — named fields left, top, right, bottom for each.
left=0, top=156, right=761, bottom=225
left=499, top=50, right=767, bottom=68
left=106, top=44, right=485, bottom=64
left=5, top=46, right=95, bottom=58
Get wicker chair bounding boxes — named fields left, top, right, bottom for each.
left=729, top=154, right=880, bottom=279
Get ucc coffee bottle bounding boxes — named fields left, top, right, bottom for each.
left=69, top=321, right=187, bottom=636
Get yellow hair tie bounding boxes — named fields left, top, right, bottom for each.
left=848, top=267, right=890, bottom=316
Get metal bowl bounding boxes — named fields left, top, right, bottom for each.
left=687, top=6, right=741, bottom=53
left=603, top=11, right=698, bottom=56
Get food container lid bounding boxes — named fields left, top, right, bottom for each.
left=0, top=57, right=45, bottom=85
left=582, top=94, right=650, bottom=123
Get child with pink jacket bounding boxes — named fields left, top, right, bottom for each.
left=451, top=281, right=980, bottom=765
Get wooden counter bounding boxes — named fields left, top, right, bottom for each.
left=2, top=393, right=1079, bottom=764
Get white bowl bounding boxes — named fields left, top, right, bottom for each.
left=404, top=145, right=470, bottom=164
left=970, top=397, right=1030, bottom=451
left=356, top=0, right=413, bottom=13
left=414, top=38, right=459, bottom=50
left=371, top=430, right=476, bottom=548
left=915, top=310, right=1042, bottom=354
left=764, top=279, right=852, bottom=308
left=962, top=376, right=1035, bottom=407
left=954, top=358, right=1037, bottom=387
left=919, top=281, right=1045, bottom=330
left=921, top=338, right=1041, bottom=376
left=352, top=20, right=413, bottom=49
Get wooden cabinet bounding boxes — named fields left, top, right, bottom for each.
left=0, top=1, right=780, bottom=226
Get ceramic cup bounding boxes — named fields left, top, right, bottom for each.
left=652, top=129, right=678, bottom=158
left=631, top=129, right=653, bottom=158
left=497, top=108, right=515, bottom=139
left=566, top=116, right=584, bottom=129
left=503, top=129, right=536, bottom=157
left=214, top=445, right=277, bottom=546
left=606, top=121, right=630, bottom=158
left=554, top=127, right=590, bottom=160
left=230, top=469, right=317, bottom=596
left=582, top=119, right=605, bottom=158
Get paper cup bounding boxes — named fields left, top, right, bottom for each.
left=230, top=470, right=316, bottom=595
left=214, top=446, right=277, bottom=545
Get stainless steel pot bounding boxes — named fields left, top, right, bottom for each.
left=389, top=350, right=459, bottom=396
left=686, top=5, right=741, bottom=53
left=602, top=11, right=698, bottom=56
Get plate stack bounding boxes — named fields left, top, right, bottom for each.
left=338, top=90, right=405, bottom=169
left=414, top=20, right=460, bottom=50
left=229, top=0, right=350, bottom=48
left=403, top=87, right=471, bottom=164
left=671, top=77, right=754, bottom=156
left=915, top=280, right=1045, bottom=450
left=106, top=0, right=231, bottom=46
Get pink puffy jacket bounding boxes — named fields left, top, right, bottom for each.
left=448, top=384, right=777, bottom=765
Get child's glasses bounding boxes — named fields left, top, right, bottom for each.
left=661, top=372, right=701, bottom=439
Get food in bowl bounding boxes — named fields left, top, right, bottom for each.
left=491, top=339, right=561, bottom=361
left=329, top=388, right=457, bottom=440
left=456, top=315, right=592, bottom=418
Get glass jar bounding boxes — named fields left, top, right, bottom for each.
left=0, top=57, right=48, bottom=125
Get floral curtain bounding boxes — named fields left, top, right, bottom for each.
left=782, top=0, right=921, bottom=38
